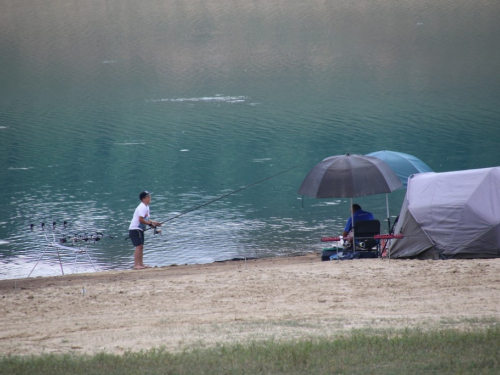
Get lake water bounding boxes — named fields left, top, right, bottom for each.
left=1, top=0, right=499, bottom=279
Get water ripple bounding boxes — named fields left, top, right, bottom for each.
left=146, top=95, right=249, bottom=103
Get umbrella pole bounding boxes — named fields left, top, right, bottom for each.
left=386, top=194, right=391, bottom=233
left=350, top=198, right=355, bottom=251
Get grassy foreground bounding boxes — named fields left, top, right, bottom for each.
left=2, top=327, right=500, bottom=375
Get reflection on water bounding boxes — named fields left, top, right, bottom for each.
left=146, top=96, right=249, bottom=103
left=1, top=0, right=500, bottom=279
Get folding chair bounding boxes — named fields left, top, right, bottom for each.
left=353, top=219, right=381, bottom=257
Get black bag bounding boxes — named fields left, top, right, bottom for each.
left=321, top=248, right=340, bottom=261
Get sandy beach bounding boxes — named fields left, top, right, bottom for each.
left=1, top=253, right=500, bottom=356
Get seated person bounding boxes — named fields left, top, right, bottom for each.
left=342, top=204, right=375, bottom=247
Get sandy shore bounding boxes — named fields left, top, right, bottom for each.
left=1, top=253, right=500, bottom=356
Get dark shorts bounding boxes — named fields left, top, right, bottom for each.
left=129, top=229, right=144, bottom=247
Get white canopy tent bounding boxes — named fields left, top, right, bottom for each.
left=389, top=167, right=500, bottom=259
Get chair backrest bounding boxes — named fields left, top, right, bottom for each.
left=354, top=220, right=380, bottom=239
left=353, top=219, right=380, bottom=252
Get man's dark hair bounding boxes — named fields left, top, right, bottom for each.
left=139, top=190, right=151, bottom=200
left=352, top=204, right=362, bottom=211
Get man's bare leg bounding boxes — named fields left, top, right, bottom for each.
left=134, top=245, right=147, bottom=269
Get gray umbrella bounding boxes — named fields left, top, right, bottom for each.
left=298, top=153, right=402, bottom=198
left=298, top=153, right=403, bottom=243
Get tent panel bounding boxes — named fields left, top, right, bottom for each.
left=389, top=210, right=436, bottom=258
left=446, top=224, right=500, bottom=258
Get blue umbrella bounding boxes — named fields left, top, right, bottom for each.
left=366, top=150, right=433, bottom=187
left=366, top=150, right=434, bottom=231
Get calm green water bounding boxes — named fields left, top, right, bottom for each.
left=1, top=0, right=499, bottom=279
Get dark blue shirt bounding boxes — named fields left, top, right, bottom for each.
left=344, top=209, right=375, bottom=233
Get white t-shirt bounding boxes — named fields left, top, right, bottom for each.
left=129, top=202, right=150, bottom=231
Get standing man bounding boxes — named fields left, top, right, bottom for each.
left=129, top=191, right=161, bottom=269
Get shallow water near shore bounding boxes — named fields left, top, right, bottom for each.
left=1, top=0, right=500, bottom=279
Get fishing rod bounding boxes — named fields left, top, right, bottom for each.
left=126, top=160, right=311, bottom=239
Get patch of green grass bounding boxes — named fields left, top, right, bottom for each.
left=2, top=327, right=500, bottom=375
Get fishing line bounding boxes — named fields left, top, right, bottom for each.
left=128, top=160, right=312, bottom=239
